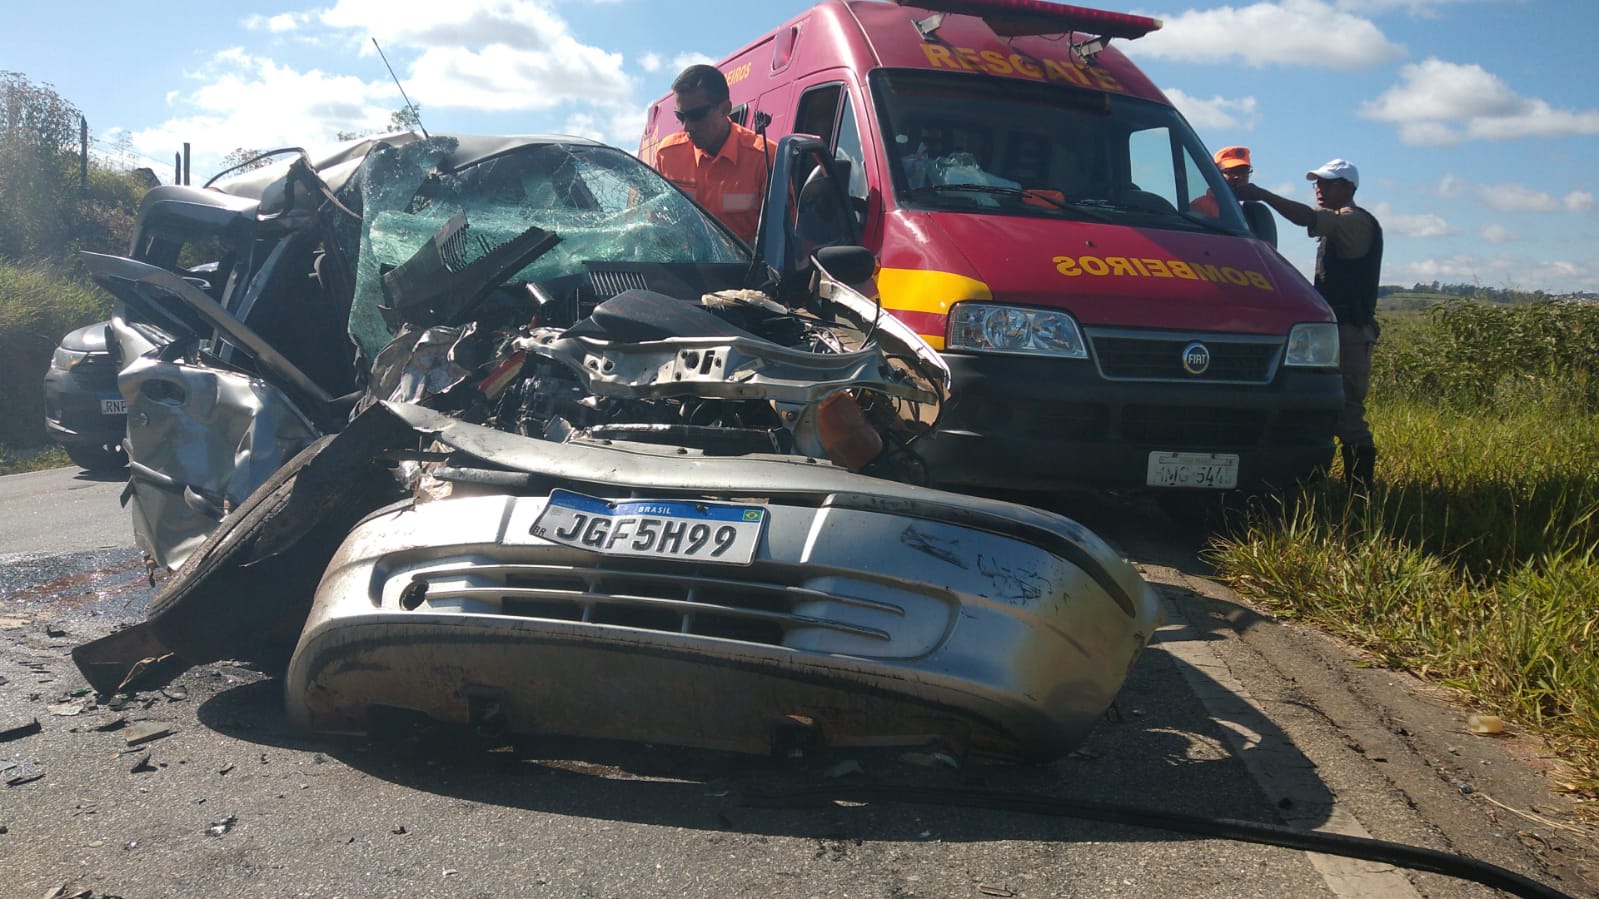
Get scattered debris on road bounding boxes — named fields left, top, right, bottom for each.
left=1468, top=714, right=1506, bottom=735
left=122, top=722, right=172, bottom=747
left=0, top=715, right=41, bottom=742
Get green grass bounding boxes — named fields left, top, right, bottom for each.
left=0, top=260, right=111, bottom=449
left=0, top=444, right=70, bottom=475
left=1207, top=301, right=1599, bottom=812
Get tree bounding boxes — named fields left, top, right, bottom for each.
left=0, top=71, right=151, bottom=263
left=388, top=104, right=422, bottom=132
left=336, top=106, right=424, bottom=142
left=0, top=71, right=84, bottom=260
left=218, top=147, right=278, bottom=175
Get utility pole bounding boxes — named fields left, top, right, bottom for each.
left=173, top=152, right=181, bottom=186
left=182, top=142, right=191, bottom=186
left=80, top=116, right=88, bottom=194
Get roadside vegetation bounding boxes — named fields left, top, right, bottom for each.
left=0, top=71, right=149, bottom=461
left=1207, top=300, right=1599, bottom=816
left=0, top=72, right=421, bottom=475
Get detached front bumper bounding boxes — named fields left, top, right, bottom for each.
left=284, top=405, right=1162, bottom=761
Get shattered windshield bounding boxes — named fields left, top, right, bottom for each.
left=871, top=70, right=1250, bottom=233
left=348, top=137, right=748, bottom=357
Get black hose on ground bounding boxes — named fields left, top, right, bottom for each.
left=744, top=785, right=1573, bottom=899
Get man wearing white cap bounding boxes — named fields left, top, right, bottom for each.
left=1237, top=158, right=1383, bottom=490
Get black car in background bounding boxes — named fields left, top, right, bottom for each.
left=43, top=319, right=127, bottom=471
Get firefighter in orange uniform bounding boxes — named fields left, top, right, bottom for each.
left=648, top=65, right=771, bottom=245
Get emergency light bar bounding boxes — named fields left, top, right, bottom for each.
left=892, top=0, right=1162, bottom=40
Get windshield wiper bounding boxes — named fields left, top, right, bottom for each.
left=910, top=184, right=1115, bottom=222
left=1175, top=210, right=1242, bottom=235
left=1068, top=197, right=1236, bottom=231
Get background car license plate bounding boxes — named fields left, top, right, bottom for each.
left=512, top=489, right=767, bottom=564
left=1147, top=452, right=1239, bottom=489
left=101, top=398, right=126, bottom=415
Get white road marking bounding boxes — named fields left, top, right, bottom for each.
left=1153, top=594, right=1423, bottom=899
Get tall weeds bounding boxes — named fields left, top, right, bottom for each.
left=0, top=261, right=110, bottom=448
left=1207, top=301, right=1599, bottom=807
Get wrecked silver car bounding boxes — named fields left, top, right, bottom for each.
left=79, top=132, right=1162, bottom=761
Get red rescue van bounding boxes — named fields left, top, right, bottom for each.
left=641, top=0, right=1342, bottom=495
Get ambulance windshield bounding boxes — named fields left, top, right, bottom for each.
left=871, top=70, right=1249, bottom=233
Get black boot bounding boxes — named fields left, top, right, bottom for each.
left=1348, top=445, right=1376, bottom=491
left=1340, top=445, right=1355, bottom=482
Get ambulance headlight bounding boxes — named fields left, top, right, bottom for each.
left=1283, top=322, right=1339, bottom=367
left=948, top=303, right=1088, bottom=358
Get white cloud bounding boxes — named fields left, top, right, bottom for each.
left=1136, top=0, right=1405, bottom=69
left=310, top=0, right=635, bottom=113
left=555, top=104, right=647, bottom=149
left=1362, top=58, right=1599, bottom=145
left=1163, top=88, right=1259, bottom=131
left=319, top=0, right=564, bottom=50
left=645, top=52, right=719, bottom=79
left=128, top=50, right=400, bottom=178
left=1477, top=184, right=1587, bottom=215
left=127, top=0, right=702, bottom=174
left=604, top=106, right=648, bottom=149
left=1396, top=253, right=1597, bottom=294
left=404, top=42, right=632, bottom=112
left=243, top=12, right=306, bottom=32
left=1369, top=201, right=1454, bottom=237
left=1432, top=174, right=1466, bottom=199
left=1336, top=0, right=1491, bottom=16
left=1392, top=121, right=1460, bottom=147
left=557, top=112, right=608, bottom=143
left=632, top=50, right=720, bottom=78
left=1479, top=224, right=1515, bottom=244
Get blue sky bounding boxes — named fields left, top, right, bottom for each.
left=7, top=0, right=1597, bottom=293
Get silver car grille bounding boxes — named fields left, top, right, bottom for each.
left=401, top=560, right=921, bottom=652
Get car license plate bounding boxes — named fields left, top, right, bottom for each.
left=101, top=398, right=126, bottom=415
left=1147, top=452, right=1239, bottom=489
left=510, top=489, right=767, bottom=565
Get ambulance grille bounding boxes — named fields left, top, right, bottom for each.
left=1087, top=330, right=1282, bottom=384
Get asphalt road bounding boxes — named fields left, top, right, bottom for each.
left=0, top=465, right=132, bottom=558
left=1, top=467, right=1594, bottom=898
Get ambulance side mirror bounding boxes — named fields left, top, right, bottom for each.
left=1242, top=200, right=1278, bottom=250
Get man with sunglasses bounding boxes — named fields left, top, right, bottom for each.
left=649, top=64, right=771, bottom=245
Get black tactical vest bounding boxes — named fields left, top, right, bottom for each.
left=1313, top=208, right=1383, bottom=327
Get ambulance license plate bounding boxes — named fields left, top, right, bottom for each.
left=1147, top=452, right=1239, bottom=489
left=512, top=489, right=766, bottom=565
